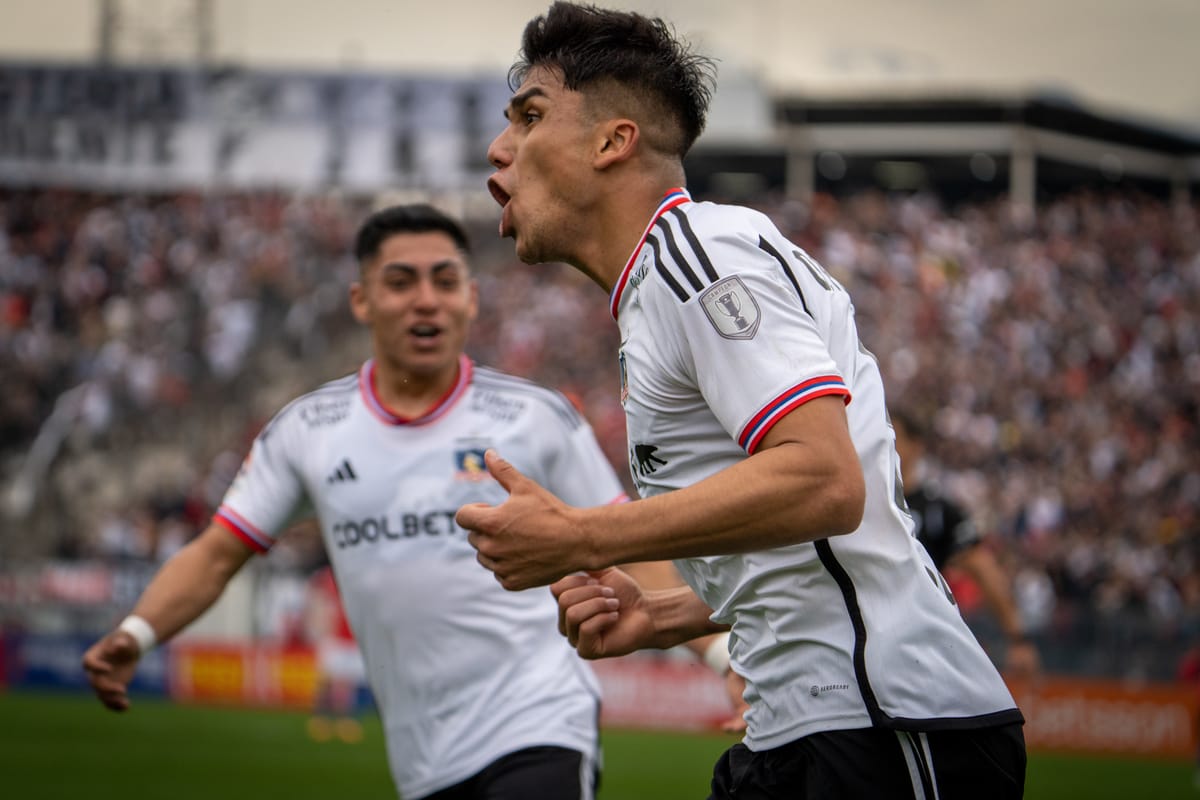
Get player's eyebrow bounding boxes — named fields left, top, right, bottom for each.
left=503, top=87, right=548, bottom=121
left=380, top=260, right=463, bottom=277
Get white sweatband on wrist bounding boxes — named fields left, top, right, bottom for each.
left=117, top=615, right=158, bottom=655
left=703, top=632, right=731, bottom=676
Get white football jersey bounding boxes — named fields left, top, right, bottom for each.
left=216, top=355, right=625, bottom=799
left=611, top=189, right=1022, bottom=752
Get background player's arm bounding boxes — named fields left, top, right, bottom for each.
left=625, top=561, right=750, bottom=733
left=623, top=562, right=741, bottom=671
left=622, top=562, right=735, bottom=665
left=553, top=568, right=725, bottom=657
left=463, top=395, right=864, bottom=589
left=82, top=523, right=255, bottom=711
left=950, top=543, right=1040, bottom=677
left=553, top=565, right=748, bottom=728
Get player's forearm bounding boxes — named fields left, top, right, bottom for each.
left=645, top=585, right=728, bottom=649
left=128, top=524, right=253, bottom=643
left=576, top=437, right=864, bottom=567
left=958, top=547, right=1024, bottom=639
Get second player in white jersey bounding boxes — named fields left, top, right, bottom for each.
left=218, top=355, right=624, bottom=798
left=83, top=203, right=628, bottom=800
left=613, top=189, right=1021, bottom=750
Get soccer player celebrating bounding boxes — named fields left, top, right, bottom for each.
left=82, top=204, right=629, bottom=800
left=458, top=3, right=1027, bottom=797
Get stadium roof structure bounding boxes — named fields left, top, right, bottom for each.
left=688, top=94, right=1200, bottom=207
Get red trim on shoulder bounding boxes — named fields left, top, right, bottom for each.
left=610, top=188, right=691, bottom=320
left=738, top=376, right=851, bottom=454
left=744, top=388, right=851, bottom=454
left=214, top=511, right=270, bottom=553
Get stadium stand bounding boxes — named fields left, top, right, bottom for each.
left=2, top=182, right=1197, bottom=681
left=0, top=48, right=1197, bottom=686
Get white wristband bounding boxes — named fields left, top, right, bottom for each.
left=117, top=615, right=158, bottom=655
left=703, top=632, right=731, bottom=676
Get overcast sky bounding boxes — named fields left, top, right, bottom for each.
left=3, top=0, right=1199, bottom=132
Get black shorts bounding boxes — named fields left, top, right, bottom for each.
left=709, top=723, right=1025, bottom=800
left=421, top=745, right=596, bottom=800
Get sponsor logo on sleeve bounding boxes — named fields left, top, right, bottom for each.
left=300, top=398, right=351, bottom=428
left=469, top=390, right=526, bottom=422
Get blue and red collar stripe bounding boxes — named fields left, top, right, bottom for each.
left=360, top=355, right=473, bottom=426
left=738, top=376, right=851, bottom=453
left=610, top=187, right=692, bottom=320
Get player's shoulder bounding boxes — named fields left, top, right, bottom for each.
left=644, top=200, right=787, bottom=292
left=261, top=370, right=359, bottom=439
left=674, top=199, right=779, bottom=244
left=470, top=364, right=584, bottom=430
left=652, top=197, right=772, bottom=245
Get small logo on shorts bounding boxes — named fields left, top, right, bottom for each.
left=810, top=683, right=850, bottom=697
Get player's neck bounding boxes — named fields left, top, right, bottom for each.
left=579, top=185, right=682, bottom=293
left=370, top=356, right=462, bottom=420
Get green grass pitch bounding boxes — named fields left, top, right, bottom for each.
left=0, top=689, right=1194, bottom=799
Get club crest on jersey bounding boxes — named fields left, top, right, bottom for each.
left=700, top=276, right=761, bottom=339
left=455, top=445, right=490, bottom=481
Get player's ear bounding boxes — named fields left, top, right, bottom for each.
left=595, top=119, right=638, bottom=169
left=349, top=280, right=370, bottom=324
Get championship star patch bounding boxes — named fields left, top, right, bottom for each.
left=700, top=276, right=761, bottom=339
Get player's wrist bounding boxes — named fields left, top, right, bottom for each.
left=117, top=614, right=158, bottom=655
left=574, top=507, right=610, bottom=573
left=646, top=586, right=711, bottom=650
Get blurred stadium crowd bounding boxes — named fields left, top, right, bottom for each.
left=1, top=184, right=1197, bottom=679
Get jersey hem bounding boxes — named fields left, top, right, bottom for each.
left=744, top=706, right=1024, bottom=752
left=880, top=706, right=1025, bottom=732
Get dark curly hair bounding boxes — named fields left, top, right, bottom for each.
left=510, top=1, right=717, bottom=157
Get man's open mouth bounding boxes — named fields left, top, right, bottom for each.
left=487, top=177, right=510, bottom=208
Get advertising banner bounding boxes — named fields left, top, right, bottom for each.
left=3, top=632, right=168, bottom=696
left=1010, top=677, right=1198, bottom=761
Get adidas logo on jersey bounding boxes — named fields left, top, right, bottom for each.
left=327, top=459, right=358, bottom=484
